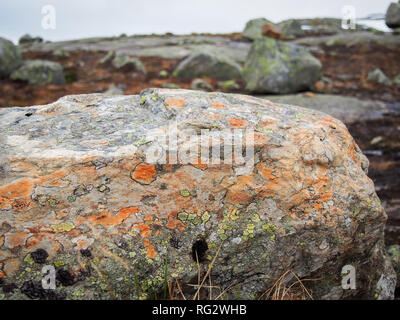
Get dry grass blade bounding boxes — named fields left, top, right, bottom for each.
left=192, top=243, right=223, bottom=300
left=259, top=270, right=315, bottom=300
left=175, top=279, right=186, bottom=300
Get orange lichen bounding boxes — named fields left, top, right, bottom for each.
left=257, top=163, right=276, bottom=181
left=191, top=158, right=208, bottom=170
left=212, top=102, right=225, bottom=109
left=147, top=245, right=157, bottom=259
left=131, top=163, right=157, bottom=185
left=165, top=98, right=185, bottom=110
left=0, top=179, right=34, bottom=199
left=4, top=231, right=30, bottom=249
left=134, top=223, right=151, bottom=238
left=87, top=207, right=140, bottom=227
left=226, top=118, right=248, bottom=128
left=226, top=175, right=255, bottom=205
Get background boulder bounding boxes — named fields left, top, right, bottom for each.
left=0, top=37, right=23, bottom=77
left=386, top=1, right=400, bottom=29
left=243, top=38, right=322, bottom=93
left=242, top=18, right=276, bottom=40
left=173, top=51, right=242, bottom=80
left=10, top=60, right=66, bottom=85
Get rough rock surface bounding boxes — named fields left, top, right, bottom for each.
left=386, top=1, right=400, bottom=29
left=0, top=37, right=23, bottom=78
left=0, top=89, right=394, bottom=300
left=10, top=60, right=66, bottom=85
left=244, top=38, right=322, bottom=94
left=173, top=52, right=242, bottom=81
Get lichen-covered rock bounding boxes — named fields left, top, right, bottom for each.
left=173, top=52, right=242, bottom=81
left=367, top=69, right=392, bottom=86
left=0, top=37, right=23, bottom=77
left=242, top=18, right=275, bottom=40
left=0, top=89, right=394, bottom=300
left=111, top=54, right=147, bottom=75
left=386, top=2, right=400, bottom=29
left=10, top=60, right=66, bottom=85
left=243, top=38, right=322, bottom=94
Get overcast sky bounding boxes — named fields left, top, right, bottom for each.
left=0, top=0, right=394, bottom=43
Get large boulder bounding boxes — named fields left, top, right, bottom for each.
left=173, top=52, right=242, bottom=81
left=242, top=18, right=277, bottom=40
left=0, top=89, right=394, bottom=300
left=386, top=1, right=400, bottom=29
left=0, top=37, right=23, bottom=78
left=243, top=38, right=322, bottom=94
left=10, top=60, right=66, bottom=85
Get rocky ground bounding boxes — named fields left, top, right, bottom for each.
left=0, top=14, right=400, bottom=299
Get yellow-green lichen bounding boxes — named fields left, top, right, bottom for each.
left=180, top=189, right=191, bottom=197
left=262, top=223, right=277, bottom=233
left=201, top=211, right=211, bottom=223
left=177, top=212, right=188, bottom=221
left=51, top=222, right=75, bottom=232
left=54, top=260, right=65, bottom=268
left=24, top=253, right=34, bottom=265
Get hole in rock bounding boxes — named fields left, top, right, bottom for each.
left=191, top=238, right=208, bottom=263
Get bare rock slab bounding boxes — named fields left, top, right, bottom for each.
left=0, top=89, right=395, bottom=299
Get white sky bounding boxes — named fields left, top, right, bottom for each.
left=0, top=0, right=394, bottom=43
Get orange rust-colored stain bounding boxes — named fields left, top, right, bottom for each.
left=4, top=231, right=30, bottom=249
left=87, top=207, right=140, bottom=227
left=313, top=203, right=324, bottom=211
left=144, top=214, right=153, bottom=221
left=143, top=239, right=150, bottom=247
left=226, top=118, right=248, bottom=128
left=226, top=175, right=255, bottom=205
left=256, top=163, right=276, bottom=181
left=0, top=197, right=12, bottom=210
left=166, top=219, right=180, bottom=229
left=165, top=98, right=185, bottom=110
left=212, top=102, right=225, bottom=109
left=191, top=158, right=208, bottom=171
left=0, top=179, right=34, bottom=199
left=131, top=163, right=157, bottom=185
left=36, top=169, right=67, bottom=186
left=147, top=245, right=157, bottom=259
left=207, top=113, right=222, bottom=120
left=135, top=223, right=151, bottom=238
left=348, top=144, right=361, bottom=166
